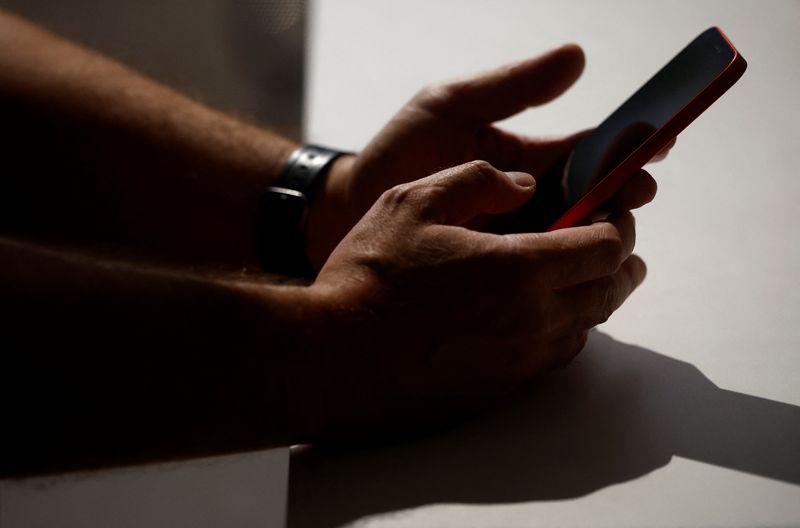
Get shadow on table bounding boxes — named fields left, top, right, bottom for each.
left=289, top=332, right=800, bottom=528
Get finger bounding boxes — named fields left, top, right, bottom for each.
left=602, top=169, right=657, bottom=212
left=382, top=161, right=537, bottom=226
left=417, top=44, right=585, bottom=124
left=510, top=330, right=589, bottom=382
left=477, top=127, right=592, bottom=177
left=502, top=211, right=636, bottom=287
left=648, top=137, right=677, bottom=163
left=555, top=254, right=647, bottom=330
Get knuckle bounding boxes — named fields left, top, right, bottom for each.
left=464, top=160, right=503, bottom=187
left=595, top=230, right=625, bottom=271
left=490, top=234, right=536, bottom=274
left=413, top=80, right=458, bottom=111
left=503, top=235, right=527, bottom=263
left=377, top=182, right=432, bottom=222
left=598, top=282, right=619, bottom=323
left=501, top=62, right=520, bottom=79
left=467, top=159, right=496, bottom=176
left=379, top=182, right=416, bottom=209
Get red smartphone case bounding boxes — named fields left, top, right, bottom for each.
left=547, top=27, right=747, bottom=231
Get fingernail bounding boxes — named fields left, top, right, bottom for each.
left=507, top=171, right=536, bottom=189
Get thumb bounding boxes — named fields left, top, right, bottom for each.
left=414, top=160, right=536, bottom=226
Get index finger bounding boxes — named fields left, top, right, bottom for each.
left=502, top=211, right=636, bottom=288
left=418, top=44, right=585, bottom=124
left=597, top=169, right=658, bottom=214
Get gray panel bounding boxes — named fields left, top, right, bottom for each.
left=0, top=0, right=306, bottom=139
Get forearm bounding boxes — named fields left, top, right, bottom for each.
left=0, top=237, right=313, bottom=476
left=0, top=9, right=296, bottom=269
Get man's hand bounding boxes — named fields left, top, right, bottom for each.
left=305, top=44, right=586, bottom=269
left=291, top=161, right=645, bottom=441
left=306, top=44, right=660, bottom=270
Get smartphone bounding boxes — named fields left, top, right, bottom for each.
left=492, top=27, right=747, bottom=233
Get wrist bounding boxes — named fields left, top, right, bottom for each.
left=304, top=153, right=358, bottom=271
left=228, top=282, right=344, bottom=445
left=226, top=279, right=330, bottom=444
left=257, top=146, right=350, bottom=276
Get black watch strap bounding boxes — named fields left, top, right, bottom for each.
left=256, top=145, right=348, bottom=276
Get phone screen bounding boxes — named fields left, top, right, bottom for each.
left=563, top=28, right=735, bottom=207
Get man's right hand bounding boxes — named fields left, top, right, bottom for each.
left=290, top=160, right=646, bottom=442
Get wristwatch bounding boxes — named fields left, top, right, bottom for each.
left=256, top=144, right=349, bottom=276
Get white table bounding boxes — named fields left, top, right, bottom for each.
left=291, top=1, right=800, bottom=526
left=0, top=450, right=289, bottom=528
